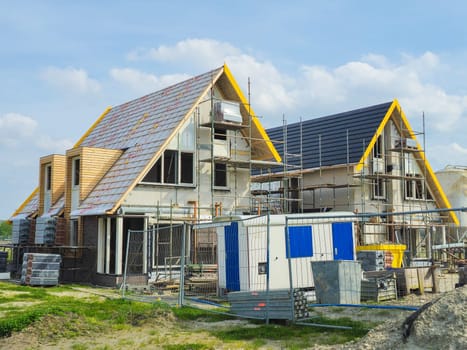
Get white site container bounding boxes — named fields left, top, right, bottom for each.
left=216, top=212, right=357, bottom=294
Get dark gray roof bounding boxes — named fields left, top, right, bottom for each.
left=266, top=101, right=392, bottom=170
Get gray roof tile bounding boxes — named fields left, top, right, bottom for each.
left=266, top=102, right=392, bottom=170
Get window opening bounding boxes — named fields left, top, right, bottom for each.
left=45, top=165, right=52, bottom=191
left=70, top=219, right=78, bottom=246
left=372, top=178, right=385, bottom=199
left=143, top=158, right=162, bottom=183
left=214, top=163, right=227, bottom=187
left=405, top=176, right=414, bottom=199
left=180, top=152, right=194, bottom=184
left=143, top=150, right=194, bottom=185
left=373, top=134, right=383, bottom=158
left=164, top=150, right=178, bottom=184
left=73, top=158, right=80, bottom=186
left=415, top=177, right=424, bottom=199
left=214, top=128, right=227, bottom=140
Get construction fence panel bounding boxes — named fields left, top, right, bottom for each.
left=121, top=208, right=466, bottom=323
left=285, top=213, right=361, bottom=307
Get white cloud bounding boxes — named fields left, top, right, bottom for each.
left=130, top=40, right=464, bottom=133
left=0, top=112, right=73, bottom=153
left=288, top=52, right=467, bottom=133
left=428, top=142, right=467, bottom=171
left=0, top=113, right=38, bottom=147
left=35, top=135, right=74, bottom=152
left=40, top=66, right=101, bottom=94
left=227, top=55, right=295, bottom=115
left=110, top=68, right=190, bottom=94
left=128, top=38, right=240, bottom=68
left=126, top=39, right=294, bottom=113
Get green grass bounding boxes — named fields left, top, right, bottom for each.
left=171, top=305, right=233, bottom=322
left=0, top=282, right=374, bottom=348
left=163, top=344, right=213, bottom=350
left=0, top=282, right=169, bottom=338
left=210, top=316, right=371, bottom=348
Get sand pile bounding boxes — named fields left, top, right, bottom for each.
left=346, top=285, right=467, bottom=350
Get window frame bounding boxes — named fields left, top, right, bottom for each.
left=142, top=149, right=195, bottom=186
left=372, top=134, right=384, bottom=159
left=405, top=174, right=425, bottom=200
left=372, top=177, right=386, bottom=200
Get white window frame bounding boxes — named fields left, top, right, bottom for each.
left=372, top=177, right=386, bottom=200
left=405, top=175, right=425, bottom=200
left=372, top=134, right=384, bottom=159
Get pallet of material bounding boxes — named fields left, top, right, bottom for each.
left=12, top=219, right=30, bottom=244
left=357, top=250, right=393, bottom=271
left=394, top=266, right=458, bottom=295
left=361, top=271, right=397, bottom=302
left=395, top=267, right=430, bottom=295
left=0, top=251, right=7, bottom=272
left=185, top=276, right=217, bottom=294
left=228, top=289, right=309, bottom=320
left=21, top=253, right=61, bottom=286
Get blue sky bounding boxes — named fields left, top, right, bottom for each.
left=1, top=0, right=466, bottom=219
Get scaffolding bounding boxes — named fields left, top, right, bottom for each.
left=250, top=113, right=465, bottom=263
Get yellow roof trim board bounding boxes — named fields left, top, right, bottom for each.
left=74, top=106, right=112, bottom=148
left=107, top=68, right=226, bottom=215
left=10, top=187, right=38, bottom=219
left=356, top=99, right=458, bottom=225
left=223, top=64, right=282, bottom=162
left=394, top=102, right=459, bottom=226
left=355, top=100, right=397, bottom=173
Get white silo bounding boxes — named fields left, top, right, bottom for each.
left=436, top=165, right=467, bottom=226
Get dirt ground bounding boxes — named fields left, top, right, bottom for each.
left=1, top=286, right=466, bottom=350
left=316, top=285, right=467, bottom=350
left=1, top=314, right=264, bottom=350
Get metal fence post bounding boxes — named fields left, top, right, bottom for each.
left=285, top=216, right=295, bottom=322
left=178, top=223, right=187, bottom=306
left=265, top=212, right=271, bottom=324
left=122, top=229, right=131, bottom=298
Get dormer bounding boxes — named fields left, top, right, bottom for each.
left=38, top=154, right=66, bottom=216
left=65, top=146, right=123, bottom=217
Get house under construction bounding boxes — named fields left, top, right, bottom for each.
left=253, top=100, right=463, bottom=263
left=9, top=64, right=281, bottom=286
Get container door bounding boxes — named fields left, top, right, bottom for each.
left=225, top=222, right=240, bottom=291
left=331, top=222, right=354, bottom=260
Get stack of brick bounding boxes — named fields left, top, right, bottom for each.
left=21, top=253, right=61, bottom=286
left=357, top=250, right=385, bottom=271
left=12, top=219, right=30, bottom=244
left=35, top=217, right=57, bottom=245
left=0, top=252, right=7, bottom=272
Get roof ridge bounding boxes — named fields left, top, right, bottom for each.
left=111, top=66, right=224, bottom=110
left=270, top=101, right=393, bottom=131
